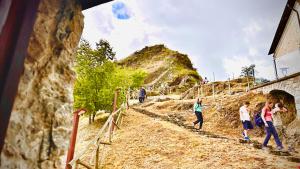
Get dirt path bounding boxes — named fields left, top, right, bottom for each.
left=102, top=109, right=299, bottom=169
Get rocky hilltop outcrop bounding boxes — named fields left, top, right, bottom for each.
left=0, top=0, right=83, bottom=168
left=118, top=45, right=201, bottom=94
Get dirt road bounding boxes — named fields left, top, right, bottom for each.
left=102, top=109, right=298, bottom=169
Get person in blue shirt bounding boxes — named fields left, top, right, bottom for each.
left=193, top=98, right=203, bottom=130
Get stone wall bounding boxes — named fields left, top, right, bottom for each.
left=0, top=0, right=83, bottom=168
left=252, top=73, right=300, bottom=149
left=252, top=74, right=300, bottom=118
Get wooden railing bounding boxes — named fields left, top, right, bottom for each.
left=180, top=85, right=200, bottom=100
left=67, top=105, right=126, bottom=169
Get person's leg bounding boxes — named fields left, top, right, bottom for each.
left=275, top=125, right=284, bottom=144
left=246, top=121, right=253, bottom=139
left=193, top=112, right=201, bottom=126
left=199, top=112, right=203, bottom=129
left=139, top=97, right=142, bottom=103
left=242, top=122, right=248, bottom=138
left=244, top=129, right=248, bottom=137
left=263, top=123, right=272, bottom=147
left=270, top=123, right=283, bottom=148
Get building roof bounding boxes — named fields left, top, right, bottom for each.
left=268, top=0, right=296, bottom=55
left=80, top=0, right=113, bottom=10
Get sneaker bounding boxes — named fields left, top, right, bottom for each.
left=244, top=136, right=250, bottom=141
left=261, top=146, right=268, bottom=150
left=288, top=146, right=295, bottom=153
left=277, top=146, right=284, bottom=151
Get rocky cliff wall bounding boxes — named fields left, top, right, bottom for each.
left=0, top=0, right=83, bottom=168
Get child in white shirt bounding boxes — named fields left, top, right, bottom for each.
left=239, top=101, right=253, bottom=140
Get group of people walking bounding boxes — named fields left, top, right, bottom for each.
left=239, top=101, right=288, bottom=150
left=192, top=98, right=290, bottom=151
left=138, top=87, right=291, bottom=151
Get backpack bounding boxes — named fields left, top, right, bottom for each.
left=255, top=111, right=264, bottom=127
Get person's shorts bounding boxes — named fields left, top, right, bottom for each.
left=242, top=120, right=253, bottom=130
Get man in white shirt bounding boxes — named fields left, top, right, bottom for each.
left=239, top=101, right=253, bottom=140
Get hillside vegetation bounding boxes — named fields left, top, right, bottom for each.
left=118, top=44, right=201, bottom=94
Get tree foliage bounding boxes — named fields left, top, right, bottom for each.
left=74, top=39, right=147, bottom=115
left=241, top=64, right=256, bottom=77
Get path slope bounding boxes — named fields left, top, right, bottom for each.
left=102, top=109, right=297, bottom=169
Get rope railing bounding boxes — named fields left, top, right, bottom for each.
left=67, top=105, right=126, bottom=169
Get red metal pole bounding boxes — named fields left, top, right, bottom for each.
left=65, top=109, right=86, bottom=169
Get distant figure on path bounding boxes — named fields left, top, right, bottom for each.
left=193, top=98, right=203, bottom=130
left=239, top=101, right=253, bottom=141
left=261, top=101, right=284, bottom=150
left=139, top=87, right=146, bottom=103
left=203, top=77, right=209, bottom=84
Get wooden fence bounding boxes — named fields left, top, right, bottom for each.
left=67, top=105, right=126, bottom=169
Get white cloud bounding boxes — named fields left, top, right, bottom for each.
left=82, top=0, right=285, bottom=80
left=222, top=55, right=274, bottom=80
left=248, top=47, right=258, bottom=56
left=242, top=21, right=263, bottom=48
left=82, top=0, right=164, bottom=58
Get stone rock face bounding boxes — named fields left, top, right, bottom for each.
left=0, top=0, right=83, bottom=168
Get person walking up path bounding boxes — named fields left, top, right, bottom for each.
left=139, top=87, right=147, bottom=103
left=193, top=98, right=203, bottom=130
left=239, top=101, right=253, bottom=141
left=261, top=101, right=284, bottom=150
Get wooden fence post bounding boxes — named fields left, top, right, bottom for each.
left=113, top=90, right=119, bottom=112
left=111, top=88, right=120, bottom=133
left=95, top=146, right=99, bottom=169
left=228, top=78, right=231, bottom=95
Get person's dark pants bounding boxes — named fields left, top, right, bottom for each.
left=193, top=111, right=203, bottom=129
left=139, top=97, right=145, bottom=103
left=263, top=121, right=283, bottom=147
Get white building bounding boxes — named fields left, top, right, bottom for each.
left=269, top=0, right=300, bottom=78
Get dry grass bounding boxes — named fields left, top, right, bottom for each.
left=101, top=109, right=298, bottom=169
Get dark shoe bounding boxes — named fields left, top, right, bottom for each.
left=288, top=146, right=295, bottom=152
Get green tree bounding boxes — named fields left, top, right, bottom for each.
left=241, top=64, right=255, bottom=77
left=74, top=39, right=146, bottom=123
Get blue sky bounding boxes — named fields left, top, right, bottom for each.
left=82, top=0, right=286, bottom=81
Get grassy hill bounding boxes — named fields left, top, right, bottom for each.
left=118, top=44, right=201, bottom=94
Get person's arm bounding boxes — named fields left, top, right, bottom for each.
left=272, top=107, right=279, bottom=115
left=193, top=103, right=196, bottom=112
left=261, top=108, right=268, bottom=127
left=239, top=109, right=243, bottom=122
left=282, top=107, right=287, bottom=112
